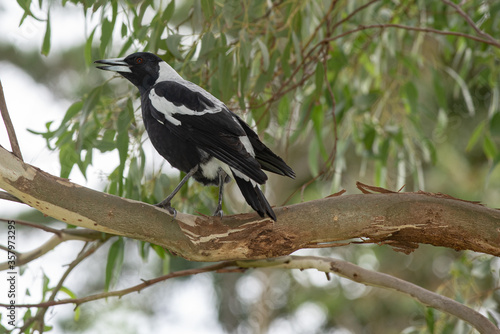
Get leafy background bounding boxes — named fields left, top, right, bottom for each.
left=1, top=0, right=500, bottom=333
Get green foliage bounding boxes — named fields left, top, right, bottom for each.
left=28, top=0, right=500, bottom=200
left=9, top=0, right=500, bottom=333
left=105, top=237, right=125, bottom=291
left=41, top=10, right=51, bottom=56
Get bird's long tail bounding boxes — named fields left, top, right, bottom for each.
left=232, top=170, right=276, bottom=221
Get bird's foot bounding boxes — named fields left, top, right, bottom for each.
left=213, top=208, right=224, bottom=218
left=155, top=201, right=177, bottom=217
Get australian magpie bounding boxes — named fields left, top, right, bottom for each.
left=95, top=52, right=295, bottom=220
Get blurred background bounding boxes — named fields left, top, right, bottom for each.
left=1, top=0, right=500, bottom=333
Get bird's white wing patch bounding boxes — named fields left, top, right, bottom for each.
left=149, top=88, right=223, bottom=127
left=239, top=135, right=255, bottom=157
left=232, top=168, right=259, bottom=187
left=149, top=89, right=182, bottom=126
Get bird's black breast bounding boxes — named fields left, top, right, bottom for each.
left=141, top=93, right=201, bottom=171
left=140, top=92, right=222, bottom=185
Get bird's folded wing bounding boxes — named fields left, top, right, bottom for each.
left=147, top=81, right=268, bottom=184
left=233, top=114, right=295, bottom=179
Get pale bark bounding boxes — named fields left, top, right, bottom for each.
left=1, top=145, right=499, bottom=261
left=239, top=256, right=500, bottom=334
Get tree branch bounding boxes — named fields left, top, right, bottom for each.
left=0, top=217, right=63, bottom=235
left=19, top=240, right=105, bottom=333
left=324, top=23, right=500, bottom=48
left=441, top=0, right=498, bottom=45
left=0, top=261, right=236, bottom=308
left=0, top=190, right=23, bottom=203
left=2, top=255, right=498, bottom=333
left=0, top=145, right=499, bottom=262
left=256, top=1, right=500, bottom=112
left=238, top=256, right=500, bottom=334
left=0, top=228, right=106, bottom=270
left=0, top=81, right=23, bottom=161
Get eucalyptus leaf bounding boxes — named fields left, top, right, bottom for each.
left=105, top=238, right=125, bottom=291
left=41, top=10, right=51, bottom=56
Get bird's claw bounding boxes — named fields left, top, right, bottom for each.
left=156, top=202, right=177, bottom=217
left=213, top=209, right=224, bottom=218
left=167, top=206, right=177, bottom=217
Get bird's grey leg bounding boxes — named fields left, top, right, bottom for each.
left=213, top=172, right=225, bottom=218
left=156, top=165, right=199, bottom=216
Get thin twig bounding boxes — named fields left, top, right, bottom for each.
left=0, top=218, right=63, bottom=235
left=281, top=47, right=338, bottom=205
left=329, top=0, right=380, bottom=32
left=0, top=81, right=23, bottom=160
left=0, top=219, right=103, bottom=240
left=320, top=6, right=338, bottom=179
left=256, top=2, right=500, bottom=116
left=255, top=0, right=381, bottom=111
left=0, top=232, right=106, bottom=271
left=324, top=23, right=500, bottom=48
left=0, top=191, right=23, bottom=203
left=441, top=0, right=498, bottom=44
left=19, top=241, right=105, bottom=333
left=0, top=244, right=19, bottom=254
left=0, top=222, right=108, bottom=270
left=0, top=261, right=236, bottom=309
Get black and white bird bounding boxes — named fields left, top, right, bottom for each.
left=95, top=52, right=294, bottom=221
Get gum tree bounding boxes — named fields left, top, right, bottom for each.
left=1, top=1, right=500, bottom=333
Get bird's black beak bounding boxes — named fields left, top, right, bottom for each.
left=94, top=57, right=132, bottom=73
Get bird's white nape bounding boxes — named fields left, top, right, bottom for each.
left=155, top=61, right=183, bottom=83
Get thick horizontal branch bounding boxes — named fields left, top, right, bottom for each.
left=0, top=146, right=499, bottom=261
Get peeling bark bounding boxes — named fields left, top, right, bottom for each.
left=1, top=146, right=499, bottom=261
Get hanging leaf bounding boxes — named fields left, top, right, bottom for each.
left=402, top=81, right=418, bottom=114
left=105, top=238, right=125, bottom=291
left=257, top=39, right=270, bottom=71
left=425, top=307, right=436, bottom=334
left=84, top=27, right=96, bottom=67
left=482, top=134, right=498, bottom=160
left=489, top=113, right=500, bottom=135
left=41, top=10, right=51, bottom=56
left=59, top=143, right=79, bottom=179
left=163, top=0, right=176, bottom=22
left=166, top=34, right=183, bottom=60
left=116, top=100, right=133, bottom=194
left=277, top=95, right=290, bottom=126
left=444, top=66, right=475, bottom=116
left=314, top=62, right=325, bottom=98
left=100, top=18, right=115, bottom=57
left=466, top=121, right=485, bottom=151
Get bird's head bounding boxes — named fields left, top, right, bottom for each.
left=95, top=52, right=181, bottom=93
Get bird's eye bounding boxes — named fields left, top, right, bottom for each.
left=136, top=57, right=144, bottom=64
